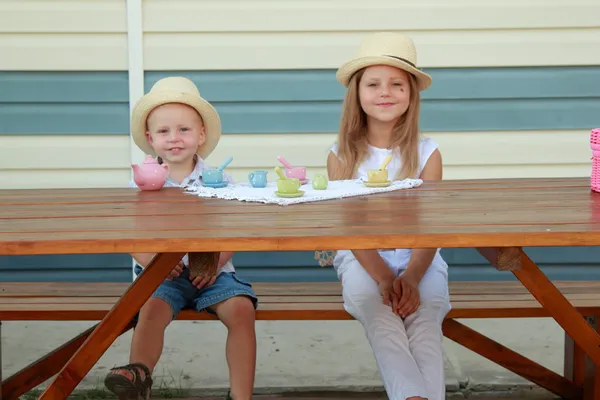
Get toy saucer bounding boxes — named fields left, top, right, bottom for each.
left=363, top=180, right=391, bottom=188
left=275, top=190, right=305, bottom=198
left=202, top=181, right=228, bottom=188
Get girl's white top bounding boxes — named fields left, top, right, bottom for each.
left=330, top=136, right=449, bottom=275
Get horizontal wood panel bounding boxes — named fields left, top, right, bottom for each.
left=8, top=0, right=597, bottom=35
left=5, top=99, right=596, bottom=134
left=4, top=0, right=599, bottom=70
left=0, top=281, right=599, bottom=320
left=0, top=165, right=590, bottom=190
left=0, top=34, right=128, bottom=71
left=5, top=68, right=599, bottom=103
left=0, top=0, right=126, bottom=33
left=2, top=135, right=130, bottom=169
left=3, top=248, right=600, bottom=283
left=0, top=170, right=130, bottom=190
left=0, top=72, right=129, bottom=103
left=1, top=179, right=600, bottom=255
left=0, top=103, right=129, bottom=135
left=3, top=68, right=598, bottom=134
left=4, top=130, right=590, bottom=168
left=142, top=0, right=599, bottom=32
left=144, top=29, right=600, bottom=70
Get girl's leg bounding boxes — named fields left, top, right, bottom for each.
left=338, top=258, right=428, bottom=400
left=210, top=296, right=257, bottom=400
left=404, top=268, right=451, bottom=400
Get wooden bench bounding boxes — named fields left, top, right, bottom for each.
left=0, top=280, right=598, bottom=400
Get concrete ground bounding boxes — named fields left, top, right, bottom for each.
left=4, top=317, right=565, bottom=399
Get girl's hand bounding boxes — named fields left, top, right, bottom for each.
left=166, top=261, right=185, bottom=281
left=378, top=276, right=400, bottom=313
left=393, top=273, right=421, bottom=318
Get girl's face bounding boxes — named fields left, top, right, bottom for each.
left=358, top=65, right=411, bottom=124
left=145, top=103, right=206, bottom=165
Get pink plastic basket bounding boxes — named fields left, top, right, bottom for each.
left=591, top=128, right=600, bottom=151
left=591, top=128, right=600, bottom=192
left=592, top=157, right=600, bottom=193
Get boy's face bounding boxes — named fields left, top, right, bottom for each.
left=145, top=103, right=206, bottom=164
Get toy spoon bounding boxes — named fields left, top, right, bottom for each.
left=277, top=156, right=294, bottom=169
left=218, top=156, right=233, bottom=171
left=379, top=154, right=392, bottom=170
left=275, top=166, right=287, bottom=180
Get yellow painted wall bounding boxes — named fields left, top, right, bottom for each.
left=1, top=0, right=597, bottom=188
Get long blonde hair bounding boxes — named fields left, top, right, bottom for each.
left=330, top=68, right=421, bottom=181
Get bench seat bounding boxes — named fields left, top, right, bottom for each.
left=1, top=280, right=598, bottom=400
left=1, top=281, right=599, bottom=321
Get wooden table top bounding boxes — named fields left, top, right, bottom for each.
left=1, top=177, right=599, bottom=255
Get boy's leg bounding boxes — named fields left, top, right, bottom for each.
left=105, top=276, right=188, bottom=400
left=211, top=295, right=256, bottom=400
left=196, top=272, right=258, bottom=400
left=131, top=297, right=174, bottom=369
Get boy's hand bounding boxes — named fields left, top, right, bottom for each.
left=166, top=261, right=185, bottom=281
left=190, top=272, right=218, bottom=289
left=188, top=252, right=220, bottom=289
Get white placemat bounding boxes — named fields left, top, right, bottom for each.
left=183, top=178, right=423, bottom=206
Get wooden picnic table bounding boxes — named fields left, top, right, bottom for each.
left=1, top=177, right=600, bottom=399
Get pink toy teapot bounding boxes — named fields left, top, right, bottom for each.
left=131, top=155, right=169, bottom=191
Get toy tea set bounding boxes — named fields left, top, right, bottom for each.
left=131, top=153, right=396, bottom=197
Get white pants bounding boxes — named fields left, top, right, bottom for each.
left=337, top=258, right=451, bottom=400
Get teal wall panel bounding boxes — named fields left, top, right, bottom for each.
left=1, top=248, right=600, bottom=283
left=0, top=72, right=129, bottom=135
left=2, top=66, right=599, bottom=134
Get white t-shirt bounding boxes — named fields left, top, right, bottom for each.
left=128, top=155, right=236, bottom=278
left=329, top=136, right=448, bottom=274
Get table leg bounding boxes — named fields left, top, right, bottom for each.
left=38, top=252, right=185, bottom=400
left=478, top=247, right=600, bottom=366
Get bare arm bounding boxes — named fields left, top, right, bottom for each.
left=219, top=251, right=234, bottom=267
left=327, top=151, right=394, bottom=283
left=402, top=148, right=443, bottom=283
left=131, top=252, right=156, bottom=268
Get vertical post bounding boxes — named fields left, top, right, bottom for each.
left=1, top=321, right=3, bottom=400
left=126, top=0, right=145, bottom=281
left=565, top=316, right=600, bottom=399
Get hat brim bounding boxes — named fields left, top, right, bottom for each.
left=336, top=56, right=432, bottom=91
left=131, top=92, right=222, bottom=159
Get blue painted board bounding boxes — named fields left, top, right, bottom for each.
left=2, top=67, right=599, bottom=134
left=1, top=247, right=600, bottom=283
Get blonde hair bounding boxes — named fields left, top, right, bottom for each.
left=330, top=68, right=421, bottom=181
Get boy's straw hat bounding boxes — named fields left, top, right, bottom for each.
left=336, top=32, right=432, bottom=91
left=131, top=77, right=222, bottom=159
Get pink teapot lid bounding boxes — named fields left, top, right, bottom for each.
left=142, top=155, right=159, bottom=164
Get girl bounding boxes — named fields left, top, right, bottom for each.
left=327, top=32, right=451, bottom=400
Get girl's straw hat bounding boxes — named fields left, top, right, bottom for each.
left=131, top=77, right=222, bottom=159
left=336, top=32, right=432, bottom=91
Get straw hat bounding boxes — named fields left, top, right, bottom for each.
left=131, top=77, right=222, bottom=159
left=336, top=32, right=432, bottom=91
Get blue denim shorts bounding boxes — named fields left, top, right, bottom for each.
left=134, top=265, right=258, bottom=318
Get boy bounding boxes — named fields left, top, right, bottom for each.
left=104, top=77, right=257, bottom=400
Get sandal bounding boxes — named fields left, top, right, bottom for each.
left=104, top=362, right=153, bottom=400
